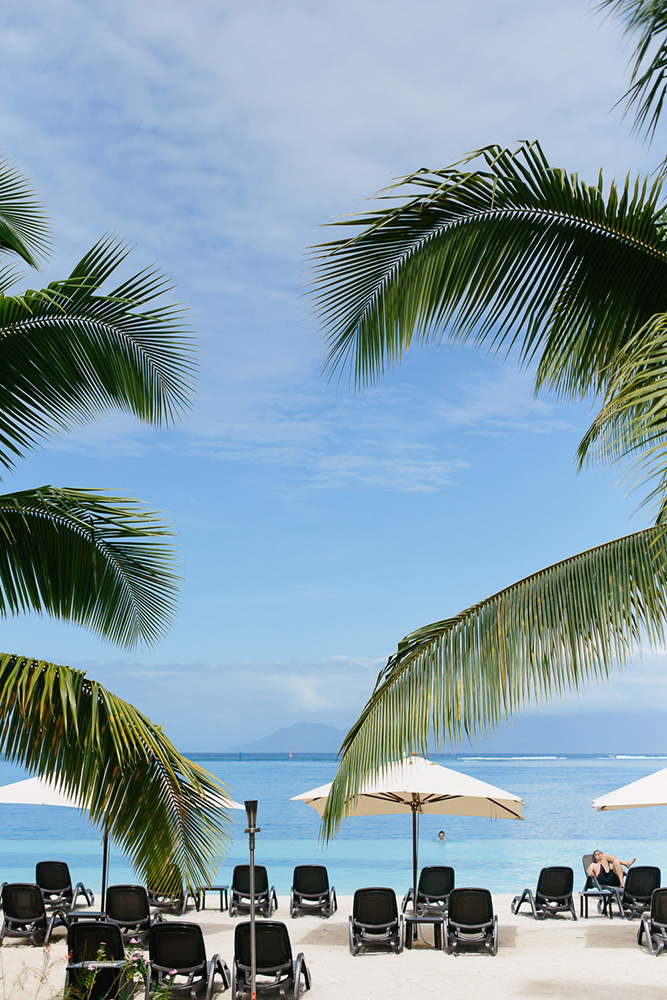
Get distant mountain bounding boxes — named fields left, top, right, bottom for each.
left=224, top=712, right=667, bottom=755
left=225, top=722, right=347, bottom=753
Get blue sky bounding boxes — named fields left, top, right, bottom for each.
left=0, top=0, right=664, bottom=751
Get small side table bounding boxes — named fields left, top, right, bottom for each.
left=403, top=913, right=445, bottom=949
left=66, top=910, right=108, bottom=923
left=198, top=885, right=229, bottom=911
left=579, top=888, right=620, bottom=918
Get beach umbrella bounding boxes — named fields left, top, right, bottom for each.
left=0, top=776, right=244, bottom=900
left=291, top=755, right=524, bottom=914
left=0, top=776, right=114, bottom=898
left=593, top=766, right=667, bottom=811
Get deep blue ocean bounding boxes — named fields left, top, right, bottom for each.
left=2, top=753, right=667, bottom=897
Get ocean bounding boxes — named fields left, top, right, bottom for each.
left=2, top=753, right=666, bottom=898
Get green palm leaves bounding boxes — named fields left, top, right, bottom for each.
left=600, top=0, right=667, bottom=138
left=0, top=488, right=177, bottom=648
left=0, top=655, right=231, bottom=894
left=322, top=527, right=667, bottom=834
left=311, top=134, right=667, bottom=827
left=0, top=152, right=216, bottom=889
left=0, top=238, right=193, bottom=472
left=312, top=141, right=667, bottom=399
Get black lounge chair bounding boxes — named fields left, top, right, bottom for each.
left=445, top=888, right=498, bottom=955
left=105, top=884, right=163, bottom=943
left=638, top=887, right=667, bottom=954
left=580, top=854, right=616, bottom=918
left=232, top=920, right=310, bottom=999
left=36, top=860, right=94, bottom=910
left=348, top=887, right=403, bottom=956
left=0, top=882, right=69, bottom=946
left=402, top=866, right=455, bottom=916
left=229, top=866, right=278, bottom=918
left=616, top=866, right=661, bottom=919
left=147, top=920, right=230, bottom=1000
left=65, top=920, right=132, bottom=1000
left=290, top=866, right=337, bottom=918
left=511, top=866, right=576, bottom=920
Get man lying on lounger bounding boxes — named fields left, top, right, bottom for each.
left=587, top=850, right=636, bottom=888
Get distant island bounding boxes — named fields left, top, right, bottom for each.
left=225, top=722, right=348, bottom=754
left=224, top=713, right=666, bottom=755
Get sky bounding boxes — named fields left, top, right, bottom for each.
left=0, top=0, right=665, bottom=751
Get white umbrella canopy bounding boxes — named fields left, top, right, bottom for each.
left=593, top=767, right=667, bottom=811
left=292, top=755, right=524, bottom=913
left=0, top=776, right=82, bottom=808
left=292, top=755, right=524, bottom=819
left=0, top=776, right=244, bottom=898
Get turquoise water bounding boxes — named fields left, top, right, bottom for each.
left=2, top=753, right=667, bottom=896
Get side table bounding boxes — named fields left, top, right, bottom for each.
left=198, top=885, right=229, bottom=911
left=404, top=913, right=445, bottom=949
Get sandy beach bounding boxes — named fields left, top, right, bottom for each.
left=1, top=894, right=666, bottom=1000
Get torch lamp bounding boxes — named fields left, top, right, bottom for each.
left=244, top=800, right=260, bottom=1000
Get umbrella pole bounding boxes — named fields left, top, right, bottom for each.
left=101, top=820, right=109, bottom=906
left=412, top=798, right=418, bottom=918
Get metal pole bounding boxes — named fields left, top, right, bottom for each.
left=245, top=801, right=259, bottom=1000
left=101, top=820, right=109, bottom=907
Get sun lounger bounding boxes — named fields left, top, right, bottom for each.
left=402, top=865, right=455, bottom=916
left=65, top=920, right=132, bottom=1000
left=445, top=887, right=498, bottom=955
left=105, top=884, right=163, bottom=944
left=229, top=866, right=278, bottom=918
left=232, top=920, right=310, bottom=998
left=638, top=887, right=667, bottom=954
left=349, top=887, right=403, bottom=955
left=617, top=866, right=661, bottom=919
left=511, top=866, right=576, bottom=920
left=290, top=865, right=337, bottom=918
left=36, top=860, right=94, bottom=910
left=0, top=882, right=69, bottom=945
left=147, top=920, right=230, bottom=999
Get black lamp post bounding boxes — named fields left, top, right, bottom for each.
left=244, top=800, right=259, bottom=1000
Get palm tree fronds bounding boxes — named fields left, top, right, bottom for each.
left=0, top=155, right=49, bottom=267
left=0, top=654, right=232, bottom=894
left=309, top=141, right=667, bottom=398
left=0, top=487, right=179, bottom=648
left=0, top=236, right=195, bottom=471
left=577, top=311, right=667, bottom=516
left=599, top=0, right=667, bottom=138
left=321, top=526, right=667, bottom=837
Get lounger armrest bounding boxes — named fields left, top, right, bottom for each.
left=209, top=954, right=231, bottom=991
left=294, top=953, right=311, bottom=991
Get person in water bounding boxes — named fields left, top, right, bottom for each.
left=587, top=849, right=636, bottom=888
left=438, top=831, right=445, bottom=841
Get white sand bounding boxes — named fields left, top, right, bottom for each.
left=1, top=894, right=666, bottom=1000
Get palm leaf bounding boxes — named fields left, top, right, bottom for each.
left=310, top=142, right=667, bottom=400
left=321, top=526, right=667, bottom=837
left=0, top=236, right=195, bottom=471
left=599, top=0, right=667, bottom=138
left=0, top=154, right=49, bottom=267
left=0, top=654, right=232, bottom=894
left=578, top=311, right=667, bottom=519
left=0, top=487, right=178, bottom=648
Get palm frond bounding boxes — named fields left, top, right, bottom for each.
left=578, top=311, right=667, bottom=518
left=0, top=487, right=178, bottom=648
left=309, top=141, right=667, bottom=399
left=599, top=0, right=667, bottom=138
left=321, top=526, right=667, bottom=837
left=0, top=236, right=195, bottom=472
left=0, top=154, right=49, bottom=267
left=0, top=654, right=231, bottom=894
